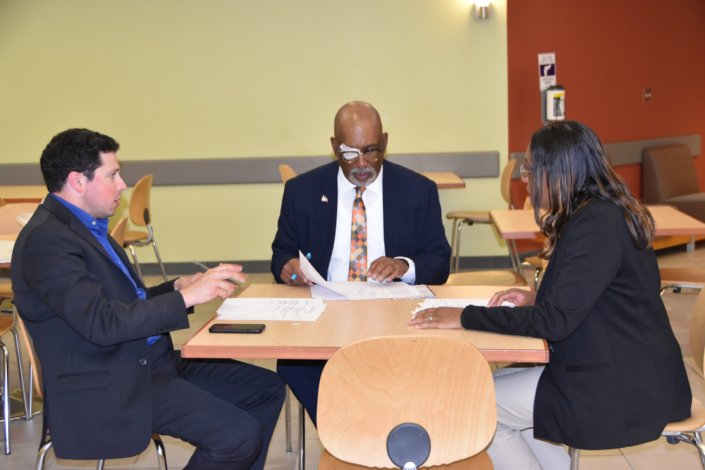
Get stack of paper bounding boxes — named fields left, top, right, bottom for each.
left=0, top=240, right=14, bottom=264
left=410, top=298, right=515, bottom=318
left=299, top=251, right=435, bottom=300
left=217, top=298, right=326, bottom=322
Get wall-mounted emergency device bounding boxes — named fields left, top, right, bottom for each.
left=545, top=85, right=565, bottom=121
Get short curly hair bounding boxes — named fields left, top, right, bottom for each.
left=40, top=129, right=120, bottom=193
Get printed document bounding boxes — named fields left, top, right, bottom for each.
left=410, top=298, right=515, bottom=317
left=217, top=298, right=326, bottom=322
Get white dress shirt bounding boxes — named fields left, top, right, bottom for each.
left=327, top=166, right=416, bottom=283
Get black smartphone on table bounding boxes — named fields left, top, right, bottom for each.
left=209, top=324, right=266, bottom=334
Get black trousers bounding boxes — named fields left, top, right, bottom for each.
left=276, top=359, right=326, bottom=427
left=150, top=339, right=286, bottom=470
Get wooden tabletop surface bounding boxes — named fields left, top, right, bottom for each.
left=490, top=205, right=705, bottom=240
left=420, top=172, right=466, bottom=189
left=181, top=284, right=548, bottom=363
left=0, top=186, right=46, bottom=204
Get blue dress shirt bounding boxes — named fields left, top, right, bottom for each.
left=51, top=194, right=161, bottom=345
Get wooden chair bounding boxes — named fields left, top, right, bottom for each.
left=568, top=288, right=705, bottom=469
left=110, top=216, right=129, bottom=247
left=659, top=268, right=705, bottom=296
left=0, top=313, right=30, bottom=454
left=122, top=175, right=168, bottom=282
left=446, top=159, right=517, bottom=273
left=317, top=336, right=496, bottom=470
left=279, top=164, right=297, bottom=184
left=0, top=196, right=5, bottom=208
left=0, top=202, right=39, bottom=235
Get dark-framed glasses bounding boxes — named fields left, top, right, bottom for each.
left=519, top=162, right=532, bottom=182
left=339, top=145, right=386, bottom=164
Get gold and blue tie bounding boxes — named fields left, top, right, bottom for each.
left=348, top=187, right=367, bottom=282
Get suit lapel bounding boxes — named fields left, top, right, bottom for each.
left=316, top=163, right=339, bottom=272
left=382, top=162, right=403, bottom=257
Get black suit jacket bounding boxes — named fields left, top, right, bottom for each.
left=461, top=199, right=691, bottom=449
left=11, top=196, right=190, bottom=459
left=271, top=161, right=451, bottom=285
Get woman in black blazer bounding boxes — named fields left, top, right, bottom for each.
left=410, top=121, right=691, bottom=470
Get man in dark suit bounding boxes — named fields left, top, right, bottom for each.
left=271, top=102, right=451, bottom=425
left=12, top=129, right=285, bottom=470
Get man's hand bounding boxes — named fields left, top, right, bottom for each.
left=408, top=307, right=463, bottom=329
left=281, top=258, right=312, bottom=286
left=179, top=264, right=248, bottom=308
left=367, top=257, right=408, bottom=282
left=174, top=272, right=203, bottom=291
left=487, top=288, right=537, bottom=307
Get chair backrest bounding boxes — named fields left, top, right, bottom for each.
left=524, top=196, right=533, bottom=210
left=501, top=159, right=518, bottom=206
left=15, top=314, right=43, bottom=399
left=0, top=203, right=40, bottom=234
left=279, top=164, right=296, bottom=184
left=642, top=145, right=699, bottom=203
left=110, top=216, right=129, bottom=246
left=129, top=175, right=153, bottom=226
left=318, top=336, right=496, bottom=468
left=689, top=289, right=705, bottom=375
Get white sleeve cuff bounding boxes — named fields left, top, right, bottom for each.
left=395, top=257, right=416, bottom=284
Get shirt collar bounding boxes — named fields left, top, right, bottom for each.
left=337, top=164, right=384, bottom=196
left=50, top=194, right=109, bottom=238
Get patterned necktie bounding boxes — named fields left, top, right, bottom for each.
left=348, top=187, right=367, bottom=282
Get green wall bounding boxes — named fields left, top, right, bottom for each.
left=0, top=0, right=509, bottom=264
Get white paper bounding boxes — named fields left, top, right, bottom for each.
left=0, top=240, right=14, bottom=263
left=311, top=285, right=350, bottom=301
left=410, top=298, right=515, bottom=317
left=298, top=251, right=432, bottom=300
left=217, top=298, right=326, bottom=322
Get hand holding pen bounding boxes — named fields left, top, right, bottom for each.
left=281, top=253, right=313, bottom=287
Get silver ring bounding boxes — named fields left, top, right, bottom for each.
left=428, top=316, right=433, bottom=322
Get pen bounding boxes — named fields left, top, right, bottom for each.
left=191, top=261, right=242, bottom=285
left=288, top=274, right=297, bottom=285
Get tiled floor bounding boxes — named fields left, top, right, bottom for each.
left=2, top=247, right=705, bottom=469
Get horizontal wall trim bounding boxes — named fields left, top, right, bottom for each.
left=509, top=134, right=702, bottom=179
left=0, top=151, right=499, bottom=186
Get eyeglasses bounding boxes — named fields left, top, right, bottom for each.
left=339, top=146, right=386, bottom=164
left=519, top=162, right=532, bottom=182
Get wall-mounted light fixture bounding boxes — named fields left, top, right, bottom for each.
left=475, top=1, right=491, bottom=19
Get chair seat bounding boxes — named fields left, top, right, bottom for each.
left=660, top=268, right=705, bottom=287
left=0, top=282, right=13, bottom=300
left=0, top=315, right=13, bottom=336
left=444, top=270, right=528, bottom=287
left=663, top=398, right=705, bottom=433
left=318, top=449, right=493, bottom=470
left=446, top=211, right=491, bottom=223
left=123, top=230, right=149, bottom=243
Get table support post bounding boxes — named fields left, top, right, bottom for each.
left=688, top=235, right=696, bottom=253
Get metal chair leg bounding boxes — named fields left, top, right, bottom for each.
left=152, top=433, right=168, bottom=470
left=96, top=459, right=105, bottom=470
left=285, top=385, right=292, bottom=452
left=36, top=441, right=53, bottom=470
left=298, top=402, right=305, bottom=470
left=1, top=341, right=9, bottom=454
left=455, top=221, right=469, bottom=273
left=28, top=363, right=34, bottom=418
left=151, top=239, right=168, bottom=283
left=569, top=447, right=580, bottom=470
left=127, top=244, right=144, bottom=283
left=9, top=327, right=29, bottom=420
left=534, top=267, right=542, bottom=291
left=449, top=219, right=458, bottom=266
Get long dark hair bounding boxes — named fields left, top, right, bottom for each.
left=528, top=121, right=654, bottom=258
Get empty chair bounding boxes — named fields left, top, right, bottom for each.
left=0, top=313, right=30, bottom=454
left=446, top=159, right=518, bottom=273
left=122, top=175, right=168, bottom=282
left=317, top=336, right=496, bottom=470
left=279, top=164, right=297, bottom=184
left=444, top=270, right=527, bottom=287
left=659, top=268, right=705, bottom=295
left=109, top=216, right=129, bottom=247
left=642, top=145, right=705, bottom=222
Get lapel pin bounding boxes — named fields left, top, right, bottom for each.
left=321, top=195, right=328, bottom=202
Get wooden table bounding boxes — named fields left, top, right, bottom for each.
left=420, top=172, right=465, bottom=189
left=0, top=186, right=45, bottom=204
left=181, top=284, right=548, bottom=363
left=490, top=205, right=705, bottom=254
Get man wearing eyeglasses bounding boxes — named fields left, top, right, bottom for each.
left=270, top=101, right=451, bottom=425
